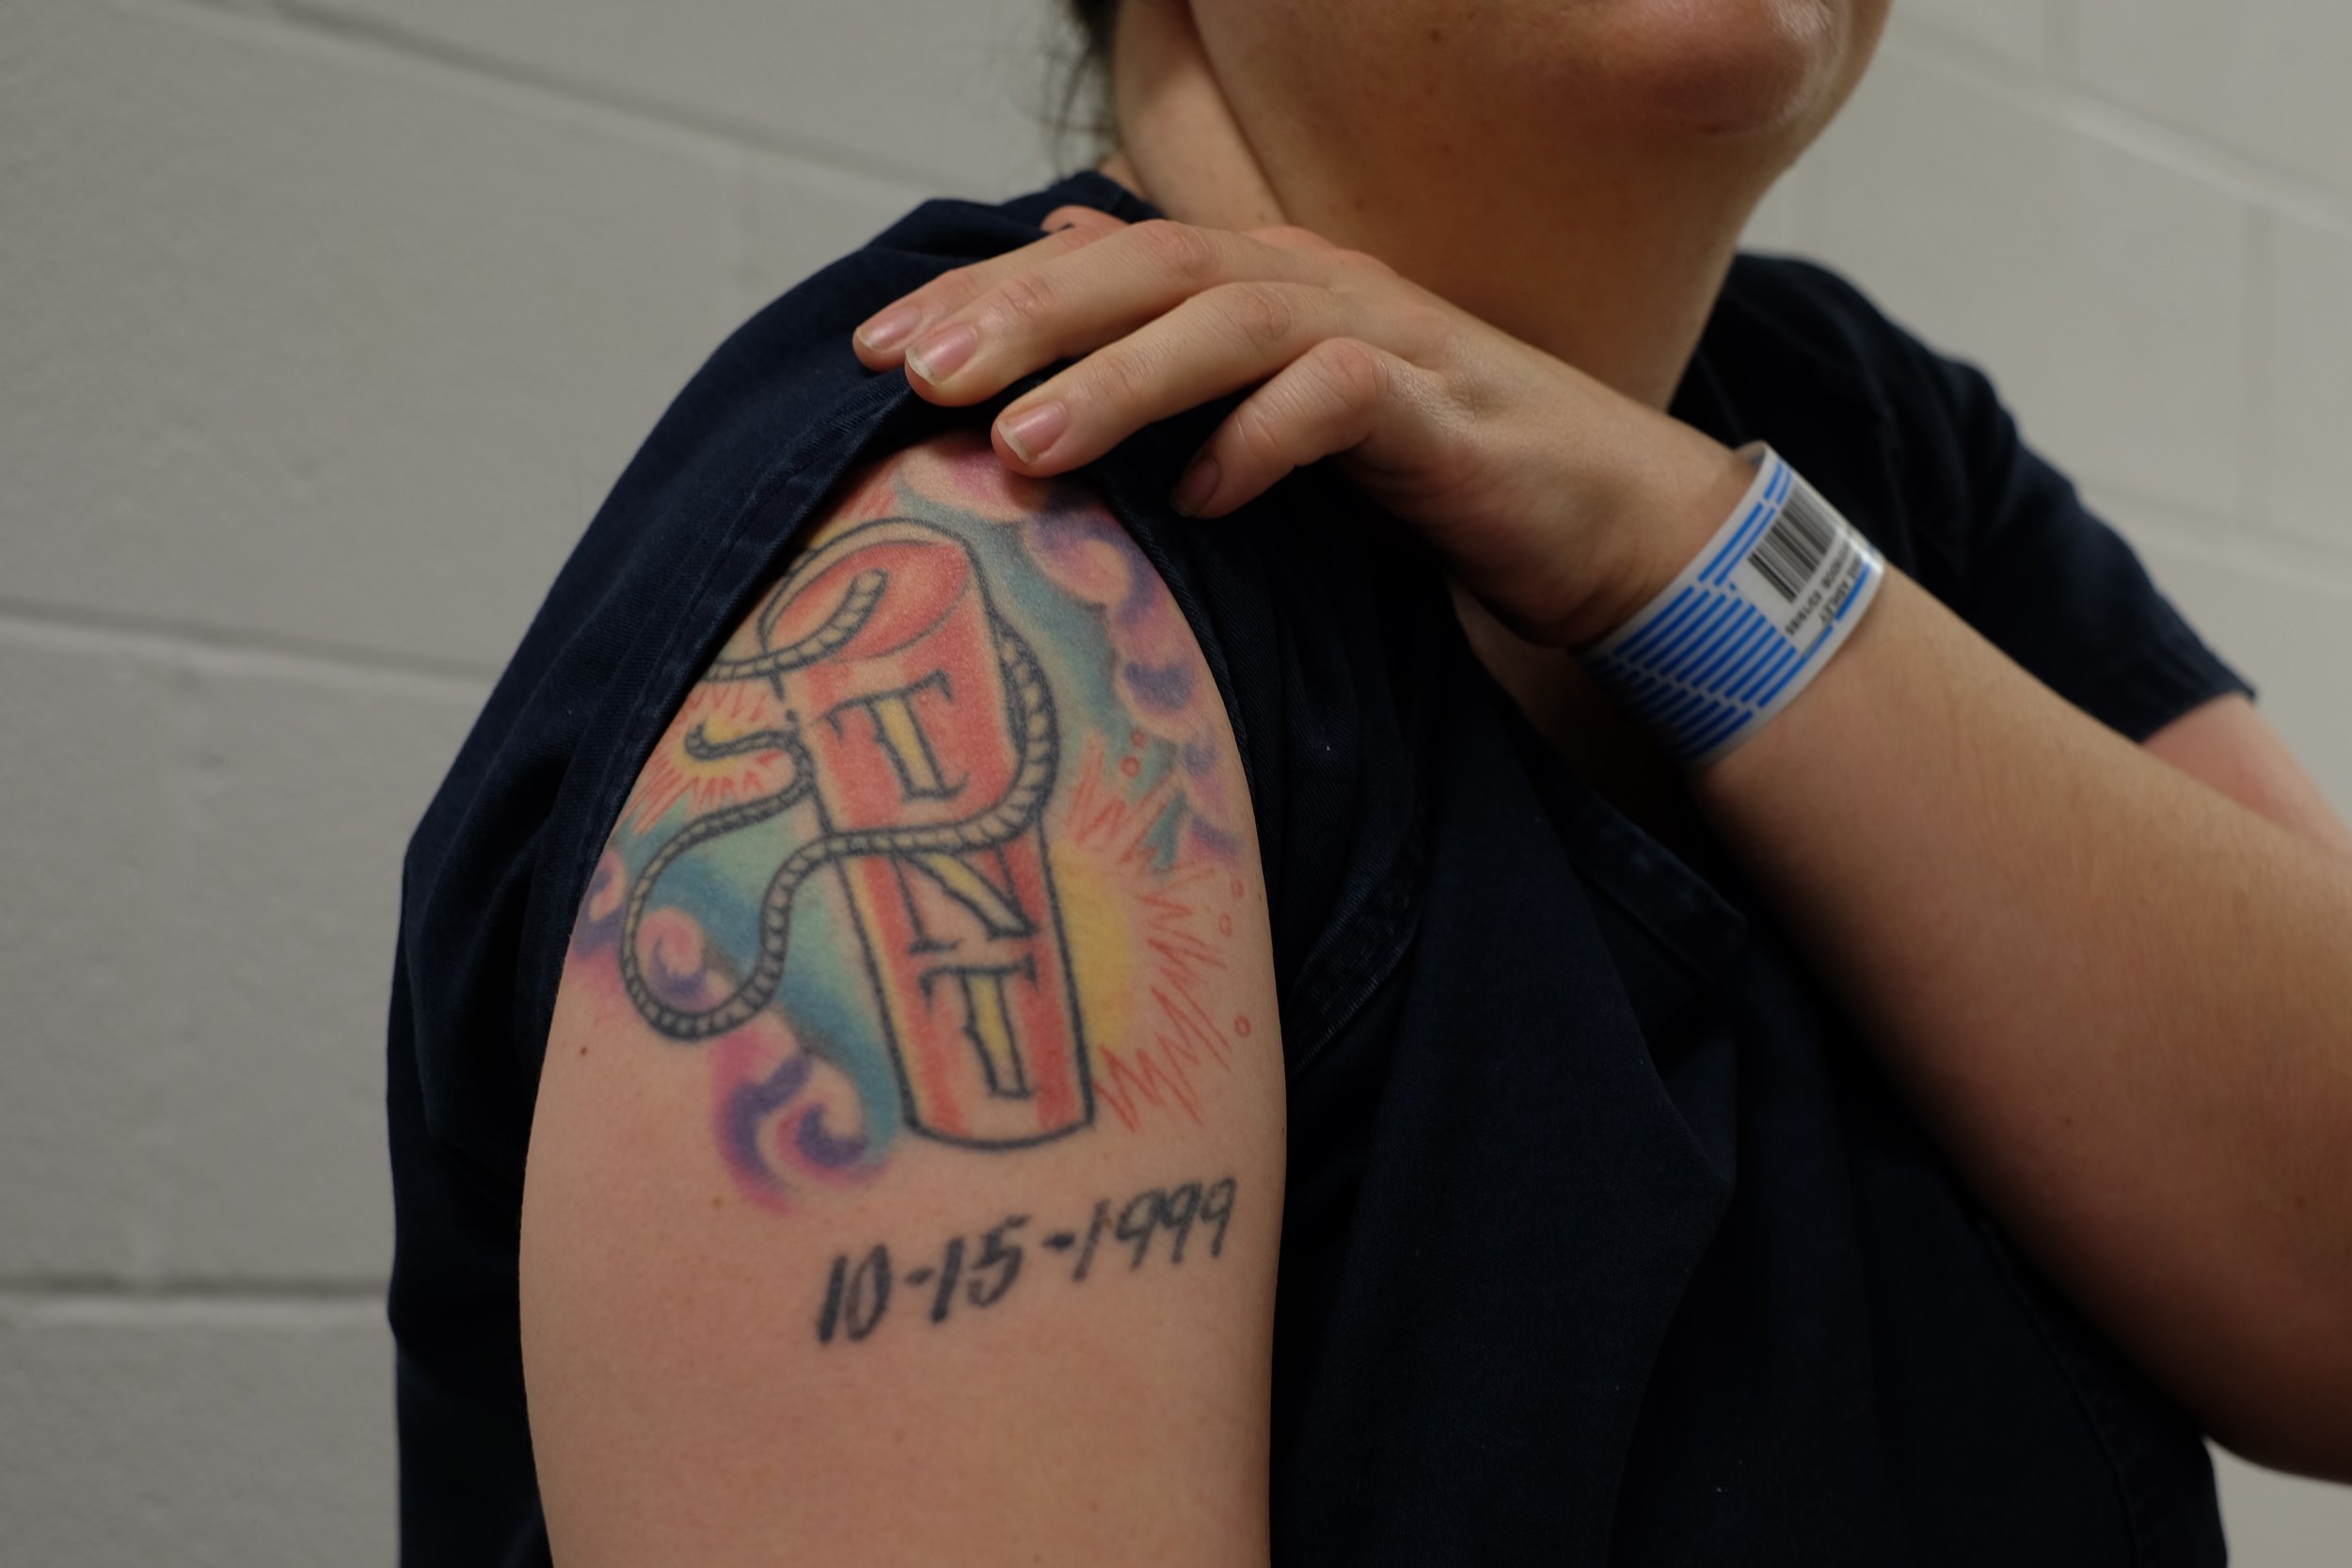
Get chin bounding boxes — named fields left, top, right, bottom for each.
left=1552, top=0, right=1881, bottom=143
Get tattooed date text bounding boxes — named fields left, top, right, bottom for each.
left=816, top=1176, right=1238, bottom=1344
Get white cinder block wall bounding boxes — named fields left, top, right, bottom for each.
left=1, top=0, right=2345, bottom=1561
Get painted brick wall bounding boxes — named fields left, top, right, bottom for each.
left=1, top=2, right=2344, bottom=1562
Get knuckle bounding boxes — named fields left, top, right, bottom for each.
left=1078, top=347, right=1149, bottom=408
left=1231, top=405, right=1293, bottom=473
left=1331, top=246, right=1397, bottom=287
left=1394, top=300, right=1456, bottom=360
left=1311, top=337, right=1391, bottom=404
left=1221, top=281, right=1297, bottom=350
left=991, top=269, right=1059, bottom=333
left=928, top=264, right=989, bottom=313
left=1134, top=218, right=1218, bottom=282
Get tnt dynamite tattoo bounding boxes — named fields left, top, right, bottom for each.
left=567, top=437, right=1258, bottom=1209
left=618, top=516, right=1090, bottom=1148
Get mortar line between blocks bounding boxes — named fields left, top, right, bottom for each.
left=145, top=0, right=968, bottom=193
left=0, top=599, right=498, bottom=698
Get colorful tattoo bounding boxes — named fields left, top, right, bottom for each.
left=566, top=430, right=1256, bottom=1211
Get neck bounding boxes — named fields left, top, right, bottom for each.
left=1089, top=2, right=1781, bottom=412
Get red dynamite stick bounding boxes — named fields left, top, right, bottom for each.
left=773, top=521, right=1091, bottom=1148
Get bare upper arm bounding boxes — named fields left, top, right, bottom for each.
left=2142, top=691, right=2352, bottom=857
left=521, top=428, right=1282, bottom=1566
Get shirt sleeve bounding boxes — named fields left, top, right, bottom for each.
left=1915, top=348, right=2256, bottom=743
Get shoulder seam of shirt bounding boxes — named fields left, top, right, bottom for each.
left=523, top=370, right=916, bottom=1082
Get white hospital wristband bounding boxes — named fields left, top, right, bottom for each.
left=1580, top=442, right=1884, bottom=767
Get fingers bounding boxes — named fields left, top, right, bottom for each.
left=848, top=212, right=1126, bottom=364
left=845, top=212, right=1429, bottom=513
left=987, top=280, right=1368, bottom=472
left=1162, top=339, right=1400, bottom=515
left=864, top=220, right=1338, bottom=403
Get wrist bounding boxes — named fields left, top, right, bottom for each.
left=1563, top=428, right=1759, bottom=652
left=1572, top=441, right=1888, bottom=767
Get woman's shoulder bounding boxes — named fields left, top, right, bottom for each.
left=394, top=231, right=1433, bottom=1185
left=392, top=187, right=1043, bottom=1167
left=1708, top=250, right=2254, bottom=741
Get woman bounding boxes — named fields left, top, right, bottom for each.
left=389, top=1, right=2352, bottom=1563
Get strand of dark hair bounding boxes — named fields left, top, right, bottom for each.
left=1043, top=0, right=1121, bottom=166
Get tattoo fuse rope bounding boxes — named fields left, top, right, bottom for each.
left=1580, top=442, right=1884, bottom=766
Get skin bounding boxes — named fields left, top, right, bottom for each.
left=519, top=3, right=2352, bottom=1562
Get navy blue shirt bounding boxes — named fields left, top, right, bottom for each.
left=390, top=166, right=2249, bottom=1566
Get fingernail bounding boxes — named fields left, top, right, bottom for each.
left=855, top=302, right=921, bottom=352
left=904, top=323, right=977, bottom=383
left=1169, top=454, right=1220, bottom=516
left=999, top=401, right=1069, bottom=464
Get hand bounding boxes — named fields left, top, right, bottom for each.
left=849, top=205, right=1756, bottom=649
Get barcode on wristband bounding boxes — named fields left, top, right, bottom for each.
left=1580, top=445, right=1885, bottom=767
left=1745, top=483, right=1836, bottom=604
